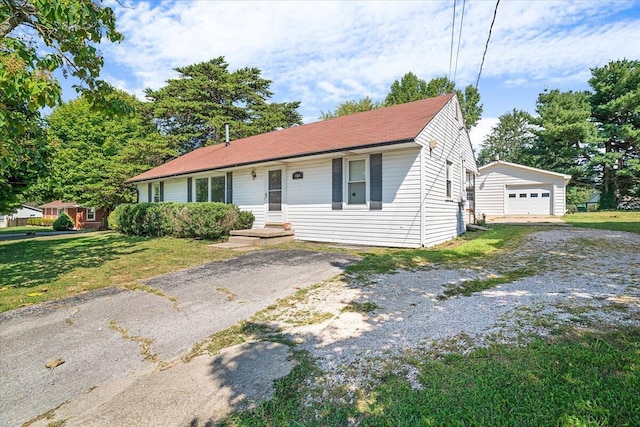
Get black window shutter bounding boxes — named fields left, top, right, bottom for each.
left=159, top=181, right=164, bottom=202
left=147, top=183, right=152, bottom=203
left=187, top=178, right=192, bottom=202
left=226, top=172, right=233, bottom=204
left=332, top=158, right=343, bottom=210
left=370, top=153, right=382, bottom=210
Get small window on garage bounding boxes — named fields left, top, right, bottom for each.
left=542, top=193, right=550, bottom=198
left=519, top=193, right=527, bottom=198
left=530, top=193, right=538, bottom=197
left=87, top=208, right=96, bottom=221
left=508, top=194, right=516, bottom=198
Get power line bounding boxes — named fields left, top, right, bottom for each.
left=448, top=0, right=457, bottom=80
left=453, top=0, right=466, bottom=84
left=475, top=0, right=500, bottom=89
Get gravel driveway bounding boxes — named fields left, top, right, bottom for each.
left=291, top=227, right=640, bottom=395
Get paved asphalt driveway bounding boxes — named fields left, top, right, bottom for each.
left=0, top=249, right=358, bottom=426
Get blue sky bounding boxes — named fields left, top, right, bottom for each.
left=70, top=1, right=640, bottom=149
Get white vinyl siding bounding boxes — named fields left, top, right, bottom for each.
left=233, top=167, right=266, bottom=227
left=476, top=163, right=568, bottom=217
left=279, top=149, right=422, bottom=248
left=416, top=96, right=471, bottom=247
left=163, top=178, right=188, bottom=202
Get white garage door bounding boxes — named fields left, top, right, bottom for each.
left=506, top=185, right=552, bottom=215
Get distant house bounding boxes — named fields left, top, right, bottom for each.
left=0, top=204, right=42, bottom=228
left=476, top=161, right=571, bottom=217
left=127, top=94, right=478, bottom=248
left=39, top=200, right=104, bottom=229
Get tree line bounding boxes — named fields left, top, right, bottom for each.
left=2, top=1, right=637, bottom=219
left=477, top=59, right=640, bottom=208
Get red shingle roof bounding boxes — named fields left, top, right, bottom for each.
left=38, top=200, right=79, bottom=209
left=127, top=93, right=454, bottom=183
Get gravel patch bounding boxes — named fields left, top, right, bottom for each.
left=290, top=227, right=640, bottom=398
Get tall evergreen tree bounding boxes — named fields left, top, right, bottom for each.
left=144, top=57, right=302, bottom=154
left=589, top=59, right=640, bottom=208
left=531, top=89, right=598, bottom=183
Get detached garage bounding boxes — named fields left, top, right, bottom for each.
left=476, top=160, right=571, bottom=217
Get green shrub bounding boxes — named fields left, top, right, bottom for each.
left=110, top=202, right=255, bottom=240
left=236, top=210, right=255, bottom=230
left=26, top=218, right=55, bottom=227
left=53, top=213, right=74, bottom=231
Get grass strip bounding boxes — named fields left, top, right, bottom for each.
left=222, top=326, right=640, bottom=426
left=564, top=211, right=640, bottom=234
left=0, top=232, right=236, bottom=312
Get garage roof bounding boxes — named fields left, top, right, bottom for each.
left=479, top=160, right=572, bottom=183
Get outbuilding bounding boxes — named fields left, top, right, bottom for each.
left=475, top=160, right=571, bottom=218
left=127, top=94, right=478, bottom=248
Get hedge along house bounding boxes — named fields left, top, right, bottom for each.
left=475, top=160, right=571, bottom=218
left=127, top=94, right=478, bottom=248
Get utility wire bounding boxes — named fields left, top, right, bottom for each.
left=453, top=0, right=466, bottom=83
left=475, top=0, right=500, bottom=89
left=448, top=0, right=457, bottom=80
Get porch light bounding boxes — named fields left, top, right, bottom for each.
left=251, top=169, right=257, bottom=180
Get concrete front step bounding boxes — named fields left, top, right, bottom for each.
left=230, top=228, right=294, bottom=238
left=228, top=228, right=295, bottom=247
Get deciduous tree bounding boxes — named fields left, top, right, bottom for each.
left=477, top=109, right=535, bottom=166
left=319, top=97, right=382, bottom=119
left=34, top=91, right=176, bottom=227
left=0, top=0, right=124, bottom=212
left=385, top=73, right=482, bottom=129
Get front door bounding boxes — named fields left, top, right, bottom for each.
left=267, top=169, right=283, bottom=223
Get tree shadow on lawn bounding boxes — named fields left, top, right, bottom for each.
left=0, top=233, right=147, bottom=290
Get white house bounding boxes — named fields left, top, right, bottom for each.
left=127, top=94, right=478, bottom=248
left=475, top=160, right=571, bottom=218
left=0, top=204, right=42, bottom=228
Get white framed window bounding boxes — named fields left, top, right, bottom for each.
left=446, top=161, right=453, bottom=199
left=57, top=208, right=63, bottom=217
left=87, top=208, right=96, bottom=221
left=210, top=176, right=225, bottom=202
left=347, top=159, right=366, bottom=205
left=195, top=178, right=208, bottom=202
left=153, top=183, right=161, bottom=202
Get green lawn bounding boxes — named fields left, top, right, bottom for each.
left=0, top=231, right=238, bottom=312
left=222, top=328, right=640, bottom=426
left=564, top=211, right=640, bottom=233
left=0, top=225, right=54, bottom=235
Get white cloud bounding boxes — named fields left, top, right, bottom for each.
left=98, top=0, right=640, bottom=120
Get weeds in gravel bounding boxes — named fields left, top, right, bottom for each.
left=438, top=267, right=536, bottom=300
left=342, top=301, right=380, bottom=313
